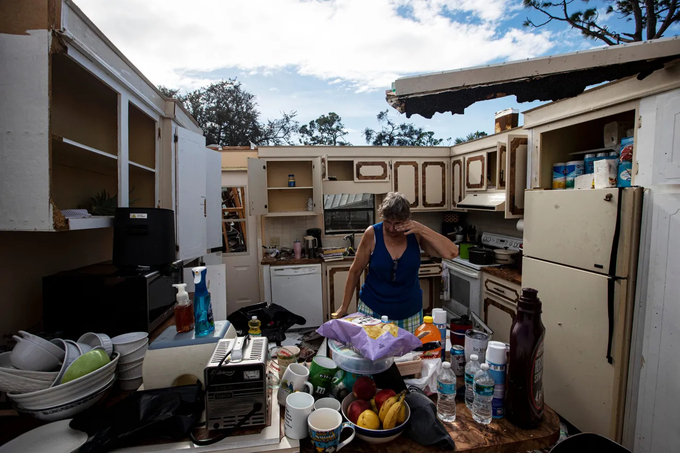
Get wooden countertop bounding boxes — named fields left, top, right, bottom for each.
left=482, top=267, right=522, bottom=286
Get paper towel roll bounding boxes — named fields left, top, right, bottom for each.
left=516, top=219, right=524, bottom=232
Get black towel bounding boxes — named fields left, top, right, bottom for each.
left=403, top=387, right=456, bottom=450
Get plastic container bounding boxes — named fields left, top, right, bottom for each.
left=583, top=154, right=597, bottom=174
left=565, top=161, right=584, bottom=189
left=437, top=362, right=457, bottom=422
left=248, top=316, right=262, bottom=336
left=328, top=340, right=394, bottom=375
left=486, top=341, right=508, bottom=418
left=552, top=163, right=566, bottom=189
left=293, top=240, right=302, bottom=259
left=432, top=309, right=447, bottom=362
left=192, top=266, right=215, bottom=337
left=414, top=316, right=441, bottom=360
left=172, top=283, right=194, bottom=333
left=288, top=174, right=296, bottom=187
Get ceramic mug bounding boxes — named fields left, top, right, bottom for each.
left=285, top=392, right=315, bottom=440
left=309, top=356, right=338, bottom=399
left=277, top=346, right=300, bottom=379
left=308, top=408, right=355, bottom=453
left=314, top=397, right=341, bottom=412
left=278, top=363, right=314, bottom=406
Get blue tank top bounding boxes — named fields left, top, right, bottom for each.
left=359, top=222, right=422, bottom=320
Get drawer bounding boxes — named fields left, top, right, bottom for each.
left=483, top=276, right=520, bottom=304
left=418, top=264, right=442, bottom=277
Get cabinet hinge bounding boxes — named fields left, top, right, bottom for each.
left=174, top=134, right=178, bottom=143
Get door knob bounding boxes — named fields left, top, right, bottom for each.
left=604, top=193, right=613, bottom=202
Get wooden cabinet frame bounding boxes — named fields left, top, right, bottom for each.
left=508, top=136, right=528, bottom=217
left=422, top=161, right=446, bottom=208
left=328, top=265, right=361, bottom=315
left=466, top=154, right=486, bottom=189
left=355, top=161, right=389, bottom=181
left=451, top=157, right=464, bottom=209
left=393, top=161, right=419, bottom=207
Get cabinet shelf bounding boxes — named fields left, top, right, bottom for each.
left=66, top=216, right=114, bottom=231
left=129, top=161, right=156, bottom=173
left=52, top=135, right=117, bottom=163
left=265, top=211, right=316, bottom=217
left=267, top=186, right=313, bottom=190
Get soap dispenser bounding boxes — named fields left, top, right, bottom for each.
left=191, top=266, right=215, bottom=337
left=172, top=283, right=194, bottom=333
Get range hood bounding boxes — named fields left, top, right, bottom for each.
left=457, top=192, right=505, bottom=211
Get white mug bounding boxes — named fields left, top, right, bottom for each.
left=285, top=392, right=315, bottom=440
left=278, top=363, right=314, bottom=406
left=308, top=408, right=356, bottom=453
left=314, top=397, right=341, bottom=412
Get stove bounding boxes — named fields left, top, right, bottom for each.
left=480, top=233, right=523, bottom=250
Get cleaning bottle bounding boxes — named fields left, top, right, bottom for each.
left=414, top=316, right=442, bottom=359
left=172, top=283, right=194, bottom=333
left=248, top=316, right=261, bottom=336
left=192, top=266, right=215, bottom=337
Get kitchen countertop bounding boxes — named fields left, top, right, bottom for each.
left=482, top=266, right=522, bottom=286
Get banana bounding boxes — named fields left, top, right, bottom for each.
left=378, top=390, right=406, bottom=423
left=397, top=402, right=406, bottom=424
left=382, top=393, right=406, bottom=429
left=370, top=398, right=379, bottom=414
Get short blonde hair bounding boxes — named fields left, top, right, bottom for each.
left=379, top=192, right=411, bottom=222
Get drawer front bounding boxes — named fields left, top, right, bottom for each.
left=483, top=276, right=520, bottom=304
left=418, top=264, right=442, bottom=277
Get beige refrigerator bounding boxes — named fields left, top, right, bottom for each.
left=522, top=187, right=643, bottom=443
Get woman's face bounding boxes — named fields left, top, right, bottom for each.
left=383, top=218, right=407, bottom=237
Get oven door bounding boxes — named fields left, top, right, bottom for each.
left=442, top=260, right=482, bottom=319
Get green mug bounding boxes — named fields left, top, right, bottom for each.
left=309, top=356, right=338, bottom=399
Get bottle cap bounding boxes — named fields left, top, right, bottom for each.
left=470, top=354, right=478, bottom=361
left=172, top=283, right=190, bottom=306
left=251, top=316, right=257, bottom=320
left=442, top=362, right=451, bottom=369
left=381, top=315, right=389, bottom=323
left=486, top=341, right=508, bottom=365
left=423, top=316, right=433, bottom=323
left=480, top=363, right=489, bottom=371
left=432, top=309, right=447, bottom=324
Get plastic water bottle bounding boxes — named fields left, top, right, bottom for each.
left=473, top=363, right=494, bottom=424
left=464, top=354, right=481, bottom=409
left=437, top=362, right=457, bottom=422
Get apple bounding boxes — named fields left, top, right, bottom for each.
left=347, top=400, right=371, bottom=424
left=352, top=376, right=377, bottom=401
left=374, top=389, right=397, bottom=410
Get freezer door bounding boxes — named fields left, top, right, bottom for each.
left=522, top=257, right=629, bottom=439
left=524, top=189, right=620, bottom=275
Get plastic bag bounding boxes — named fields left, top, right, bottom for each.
left=316, top=313, right=422, bottom=361
left=404, top=359, right=442, bottom=395
left=227, top=302, right=306, bottom=344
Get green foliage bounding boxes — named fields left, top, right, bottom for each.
left=364, top=110, right=449, bottom=146
left=88, top=189, right=117, bottom=216
left=523, top=0, right=680, bottom=45
left=298, top=112, right=351, bottom=146
left=158, top=86, right=180, bottom=98
left=454, top=131, right=488, bottom=145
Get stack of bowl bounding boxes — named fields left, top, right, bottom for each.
left=111, top=332, right=149, bottom=391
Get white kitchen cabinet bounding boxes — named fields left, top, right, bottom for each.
left=354, top=159, right=390, bottom=182
left=451, top=157, right=464, bottom=210
left=247, top=158, right=323, bottom=217
left=482, top=274, right=520, bottom=344
left=392, top=160, right=420, bottom=208
left=465, top=150, right=487, bottom=191
left=421, top=159, right=448, bottom=209
left=505, top=135, right=528, bottom=218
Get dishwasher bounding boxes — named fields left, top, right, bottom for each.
left=270, top=264, right=323, bottom=328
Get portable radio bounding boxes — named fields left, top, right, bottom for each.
left=203, top=336, right=268, bottom=430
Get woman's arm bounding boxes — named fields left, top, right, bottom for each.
left=332, top=227, right=374, bottom=318
left=396, top=220, right=459, bottom=260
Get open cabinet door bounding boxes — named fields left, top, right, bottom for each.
left=205, top=148, right=222, bottom=250
left=176, top=126, right=207, bottom=260
left=505, top=135, right=527, bottom=218
left=247, top=158, right=267, bottom=216
left=313, top=157, right=323, bottom=214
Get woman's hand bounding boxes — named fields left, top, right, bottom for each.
left=395, top=220, right=423, bottom=236
left=331, top=308, right=348, bottom=319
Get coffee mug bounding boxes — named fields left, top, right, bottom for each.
left=285, top=392, right=315, bottom=439
left=277, top=346, right=300, bottom=379
left=314, top=397, right=341, bottom=412
left=309, top=356, right=338, bottom=399
left=308, top=408, right=355, bottom=453
left=278, top=363, right=314, bottom=406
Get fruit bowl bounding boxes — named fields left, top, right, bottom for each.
left=341, top=392, right=410, bottom=444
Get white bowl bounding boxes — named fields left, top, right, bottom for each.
left=0, top=369, right=53, bottom=394
left=49, top=339, right=82, bottom=387
left=118, top=363, right=143, bottom=380
left=341, top=392, right=410, bottom=444
left=74, top=342, right=93, bottom=355
left=118, top=341, right=148, bottom=363
left=111, top=332, right=148, bottom=355
left=15, top=375, right=115, bottom=422
left=117, top=356, right=144, bottom=372
left=118, top=376, right=143, bottom=391
left=19, top=331, right=65, bottom=361
left=78, top=332, right=113, bottom=357
left=8, top=353, right=119, bottom=409
left=10, top=336, right=62, bottom=371
left=0, top=352, right=58, bottom=382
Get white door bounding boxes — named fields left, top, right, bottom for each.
left=523, top=257, right=623, bottom=438
left=421, top=160, right=447, bottom=209
left=247, top=157, right=267, bottom=215
left=221, top=171, right=260, bottom=315
left=653, top=89, right=680, bottom=184
left=313, top=157, right=323, bottom=214
left=523, top=189, right=619, bottom=274
left=393, top=160, right=419, bottom=208
left=483, top=297, right=514, bottom=344
left=205, top=149, right=222, bottom=250
left=505, top=135, right=527, bottom=219
left=465, top=150, right=487, bottom=191
left=176, top=126, right=206, bottom=260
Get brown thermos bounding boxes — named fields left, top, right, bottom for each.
left=505, top=288, right=545, bottom=429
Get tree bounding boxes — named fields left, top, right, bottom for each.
left=523, top=0, right=680, bottom=45
left=364, top=110, right=449, bottom=146
left=158, top=86, right=179, bottom=98
left=454, top=131, right=488, bottom=145
left=298, top=112, right=351, bottom=146
left=259, top=111, right=300, bottom=146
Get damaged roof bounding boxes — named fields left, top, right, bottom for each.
left=388, top=36, right=680, bottom=119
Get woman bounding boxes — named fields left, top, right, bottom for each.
left=332, top=192, right=459, bottom=333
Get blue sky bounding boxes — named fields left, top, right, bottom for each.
left=76, top=0, right=679, bottom=145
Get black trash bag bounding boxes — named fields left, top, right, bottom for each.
left=227, top=302, right=306, bottom=345
left=70, top=383, right=204, bottom=453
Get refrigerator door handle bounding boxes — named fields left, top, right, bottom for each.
left=605, top=188, right=624, bottom=364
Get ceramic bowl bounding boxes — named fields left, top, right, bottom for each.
left=118, top=340, right=148, bottom=364
left=18, top=331, right=65, bottom=361
left=118, top=375, right=143, bottom=391
left=117, top=356, right=144, bottom=372
left=0, top=352, right=58, bottom=382
left=49, top=339, right=82, bottom=386
left=10, top=336, right=62, bottom=371
left=0, top=369, right=53, bottom=394
left=74, top=342, right=93, bottom=355
left=117, top=362, right=143, bottom=380
left=62, top=349, right=111, bottom=384
left=111, top=332, right=149, bottom=355
left=341, top=392, right=410, bottom=444
left=8, top=353, right=119, bottom=410
left=77, top=333, right=113, bottom=357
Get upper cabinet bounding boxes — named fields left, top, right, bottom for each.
left=465, top=150, right=488, bottom=191
left=354, top=160, right=390, bottom=182
left=247, top=158, right=323, bottom=217
left=393, top=160, right=420, bottom=208
left=392, top=159, right=448, bottom=210
left=451, top=157, right=465, bottom=209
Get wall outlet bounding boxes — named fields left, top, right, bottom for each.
left=270, top=236, right=280, bottom=247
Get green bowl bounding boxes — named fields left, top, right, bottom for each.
left=459, top=243, right=474, bottom=260
left=62, top=349, right=110, bottom=384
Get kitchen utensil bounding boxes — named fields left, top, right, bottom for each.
left=77, top=333, right=113, bottom=357
left=341, top=392, right=410, bottom=444
left=306, top=228, right=323, bottom=249
left=62, top=349, right=111, bottom=384
left=458, top=243, right=474, bottom=260
left=74, top=343, right=93, bottom=355
left=117, top=356, right=144, bottom=372
left=468, top=247, right=494, bottom=265
left=111, top=332, right=149, bottom=355
left=303, top=235, right=318, bottom=258
left=278, top=363, right=314, bottom=406
left=118, top=340, right=149, bottom=363
left=19, top=331, right=65, bottom=361
left=277, top=345, right=300, bottom=379
left=308, top=408, right=355, bottom=452
left=314, top=397, right=341, bottom=412
left=10, top=336, right=62, bottom=371
left=309, top=356, right=339, bottom=399
left=494, top=249, right=520, bottom=265
left=285, top=392, right=315, bottom=439
left=0, top=418, right=88, bottom=453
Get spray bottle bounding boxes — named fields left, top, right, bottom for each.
left=172, top=283, right=195, bottom=333
left=192, top=266, right=215, bottom=337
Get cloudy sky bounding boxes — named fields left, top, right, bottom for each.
left=74, top=0, right=676, bottom=145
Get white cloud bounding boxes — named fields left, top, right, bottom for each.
left=74, top=0, right=554, bottom=92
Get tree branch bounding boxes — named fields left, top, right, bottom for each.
left=655, top=1, right=679, bottom=38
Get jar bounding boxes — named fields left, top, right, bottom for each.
left=288, top=174, right=295, bottom=187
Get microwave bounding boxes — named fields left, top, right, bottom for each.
left=43, top=261, right=183, bottom=338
